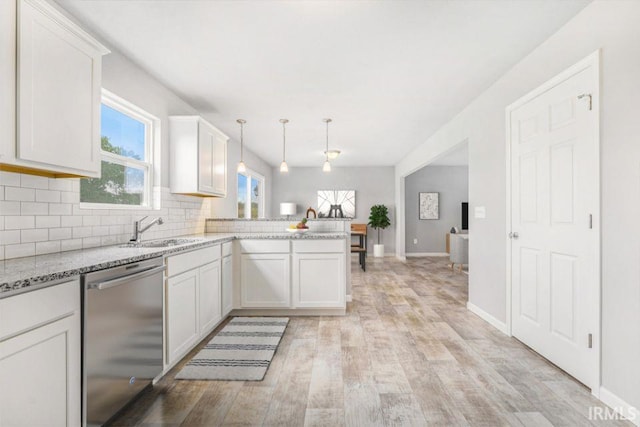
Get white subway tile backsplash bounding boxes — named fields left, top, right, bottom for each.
left=60, top=216, right=82, bottom=227
left=21, top=201, right=48, bottom=215
left=5, top=187, right=35, bottom=202
left=0, top=201, right=20, bottom=215
left=0, top=171, right=21, bottom=186
left=0, top=230, right=21, bottom=245
left=21, top=228, right=48, bottom=243
left=60, top=191, right=79, bottom=203
left=20, top=174, right=49, bottom=189
left=35, top=189, right=61, bottom=203
left=5, top=243, right=35, bottom=259
left=49, top=203, right=72, bottom=215
left=5, top=216, right=34, bottom=230
left=60, top=238, right=82, bottom=252
left=1, top=170, right=212, bottom=260
left=36, top=240, right=60, bottom=255
left=48, top=179, right=73, bottom=192
left=73, top=226, right=93, bottom=239
left=49, top=227, right=72, bottom=240
left=36, top=215, right=60, bottom=228
left=82, top=216, right=101, bottom=226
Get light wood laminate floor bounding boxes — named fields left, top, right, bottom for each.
left=110, top=257, right=629, bottom=426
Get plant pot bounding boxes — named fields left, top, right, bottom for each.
left=373, top=244, right=385, bottom=258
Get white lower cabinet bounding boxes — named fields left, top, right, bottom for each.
left=0, top=280, right=81, bottom=427
left=240, top=253, right=291, bottom=308
left=199, top=261, right=222, bottom=334
left=292, top=253, right=345, bottom=308
left=222, top=254, right=233, bottom=316
left=166, top=269, right=199, bottom=365
left=165, top=246, right=223, bottom=368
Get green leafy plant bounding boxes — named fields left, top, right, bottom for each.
left=368, top=204, right=391, bottom=244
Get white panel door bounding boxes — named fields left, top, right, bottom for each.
left=166, top=270, right=199, bottom=364
left=17, top=0, right=104, bottom=176
left=198, top=261, right=222, bottom=336
left=0, top=313, right=81, bottom=427
left=292, top=253, right=345, bottom=308
left=510, top=62, right=598, bottom=390
left=241, top=254, right=290, bottom=308
left=222, top=255, right=233, bottom=316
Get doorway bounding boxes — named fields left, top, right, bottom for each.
left=506, top=51, right=600, bottom=393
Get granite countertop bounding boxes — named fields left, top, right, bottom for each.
left=0, top=231, right=347, bottom=298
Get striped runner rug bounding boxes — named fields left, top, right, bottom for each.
left=175, top=317, right=289, bottom=381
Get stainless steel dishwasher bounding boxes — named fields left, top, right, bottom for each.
left=82, top=257, right=165, bottom=427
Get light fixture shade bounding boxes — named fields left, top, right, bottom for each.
left=280, top=202, right=297, bottom=216
left=323, top=160, right=331, bottom=172
left=325, top=150, right=341, bottom=160
left=280, top=161, right=289, bottom=173
left=237, top=161, right=246, bottom=173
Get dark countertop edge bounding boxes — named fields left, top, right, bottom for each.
left=0, top=232, right=348, bottom=297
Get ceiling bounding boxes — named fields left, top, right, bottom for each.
left=57, top=0, right=590, bottom=167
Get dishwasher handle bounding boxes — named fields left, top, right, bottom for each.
left=87, top=265, right=166, bottom=291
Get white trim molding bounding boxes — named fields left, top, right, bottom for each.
left=467, top=301, right=509, bottom=335
left=598, top=387, right=640, bottom=426
left=406, top=252, right=449, bottom=257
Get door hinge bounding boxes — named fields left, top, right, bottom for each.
left=578, top=93, right=593, bottom=111
left=589, top=214, right=593, bottom=229
left=588, top=333, right=593, bottom=349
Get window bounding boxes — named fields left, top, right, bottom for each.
left=80, top=90, right=157, bottom=208
left=237, top=171, right=265, bottom=219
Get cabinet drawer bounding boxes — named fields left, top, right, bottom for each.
left=166, top=245, right=221, bottom=277
left=0, top=279, right=80, bottom=340
left=239, top=239, right=290, bottom=254
left=222, top=241, right=233, bottom=257
left=292, top=239, right=345, bottom=253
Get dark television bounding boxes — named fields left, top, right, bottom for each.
left=461, top=202, right=469, bottom=230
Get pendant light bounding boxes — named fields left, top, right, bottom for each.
left=236, top=119, right=246, bottom=173
left=279, top=119, right=289, bottom=173
left=322, top=118, right=332, bottom=172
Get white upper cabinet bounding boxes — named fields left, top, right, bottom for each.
left=169, top=116, right=228, bottom=197
left=0, top=0, right=109, bottom=177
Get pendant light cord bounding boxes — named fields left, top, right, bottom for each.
left=282, top=121, right=286, bottom=162
left=325, top=120, right=329, bottom=161
left=240, top=121, right=244, bottom=161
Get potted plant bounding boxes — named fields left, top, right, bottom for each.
left=368, top=204, right=391, bottom=258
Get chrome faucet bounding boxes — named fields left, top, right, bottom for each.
left=130, top=216, right=164, bottom=243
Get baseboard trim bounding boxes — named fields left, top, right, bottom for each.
left=599, top=387, right=640, bottom=426
left=466, top=301, right=509, bottom=335
left=406, top=252, right=449, bottom=257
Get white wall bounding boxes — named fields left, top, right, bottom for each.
left=395, top=0, right=640, bottom=413
left=271, top=167, right=396, bottom=254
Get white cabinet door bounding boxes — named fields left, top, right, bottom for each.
left=169, top=116, right=228, bottom=197
left=241, top=254, right=290, bottom=308
left=15, top=0, right=108, bottom=177
left=213, top=134, right=227, bottom=196
left=198, top=261, right=221, bottom=336
left=292, top=253, right=345, bottom=308
left=0, top=312, right=81, bottom=427
left=198, top=122, right=216, bottom=194
left=222, top=255, right=233, bottom=316
left=166, top=269, right=199, bottom=365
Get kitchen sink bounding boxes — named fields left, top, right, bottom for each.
left=119, top=238, right=205, bottom=248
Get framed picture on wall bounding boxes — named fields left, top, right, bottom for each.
left=419, top=192, right=439, bottom=220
